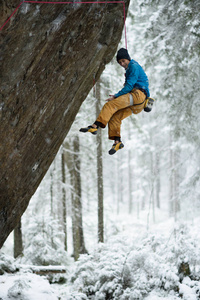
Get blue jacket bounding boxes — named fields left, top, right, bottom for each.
left=114, top=59, right=150, bottom=98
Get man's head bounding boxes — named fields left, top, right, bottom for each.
left=116, top=48, right=131, bottom=69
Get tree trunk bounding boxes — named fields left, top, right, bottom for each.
left=50, top=164, right=55, bottom=217
left=150, top=130, right=155, bottom=223
left=63, top=138, right=87, bottom=260
left=169, top=132, right=175, bottom=217
left=0, top=0, right=130, bottom=248
left=96, top=80, right=104, bottom=243
left=128, top=120, right=133, bottom=214
left=14, top=219, right=23, bottom=258
left=174, top=146, right=180, bottom=220
left=61, top=149, right=67, bottom=251
left=50, top=162, right=55, bottom=248
left=155, top=150, right=161, bottom=209
left=116, top=153, right=124, bottom=215
left=72, top=136, right=87, bottom=260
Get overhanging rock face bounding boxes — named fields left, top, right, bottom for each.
left=0, top=0, right=130, bottom=248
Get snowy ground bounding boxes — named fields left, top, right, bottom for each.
left=0, top=271, right=57, bottom=300
left=0, top=264, right=199, bottom=300
left=1, top=215, right=200, bottom=299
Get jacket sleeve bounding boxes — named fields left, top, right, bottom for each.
left=114, top=63, right=139, bottom=98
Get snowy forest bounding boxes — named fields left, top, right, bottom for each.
left=1, top=0, right=200, bottom=299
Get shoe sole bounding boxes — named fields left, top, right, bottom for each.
left=109, top=148, right=116, bottom=155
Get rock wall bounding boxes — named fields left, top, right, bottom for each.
left=0, top=0, right=130, bottom=248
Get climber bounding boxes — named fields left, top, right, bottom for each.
left=80, top=48, right=154, bottom=155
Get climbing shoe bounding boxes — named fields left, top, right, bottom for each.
left=79, top=125, right=98, bottom=135
left=144, top=97, right=155, bottom=112
left=108, top=142, right=124, bottom=155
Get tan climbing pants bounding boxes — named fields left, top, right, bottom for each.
left=96, top=88, right=146, bottom=140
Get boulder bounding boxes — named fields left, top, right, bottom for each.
left=0, top=0, right=129, bottom=247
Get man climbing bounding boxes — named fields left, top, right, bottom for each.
left=80, top=48, right=153, bottom=155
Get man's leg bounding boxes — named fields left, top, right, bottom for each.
left=108, top=107, right=132, bottom=140
left=95, top=94, right=131, bottom=128
left=107, top=107, right=132, bottom=155
left=79, top=89, right=146, bottom=140
left=79, top=93, right=130, bottom=135
left=129, top=89, right=146, bottom=114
